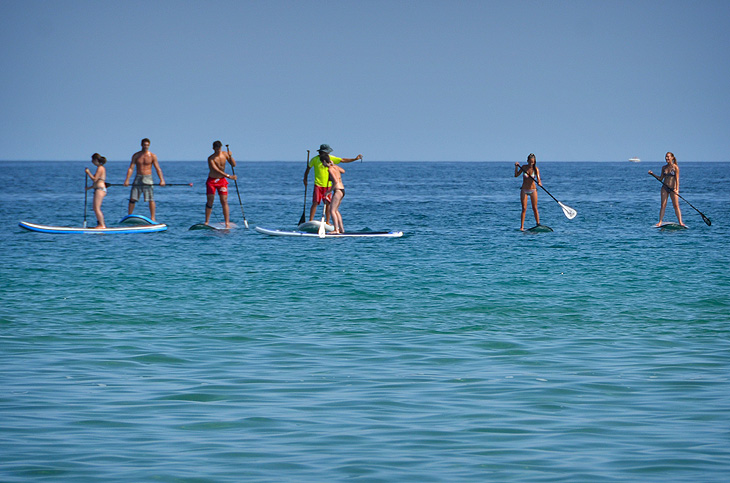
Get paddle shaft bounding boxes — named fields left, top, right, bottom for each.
left=299, top=150, right=310, bottom=225
left=649, top=172, right=711, bottom=225
left=227, top=145, right=248, bottom=227
left=105, top=183, right=192, bottom=187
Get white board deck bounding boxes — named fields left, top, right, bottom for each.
left=256, top=226, right=403, bottom=238
left=19, top=221, right=167, bottom=234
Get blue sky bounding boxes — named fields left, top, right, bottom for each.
left=1, top=0, right=728, bottom=161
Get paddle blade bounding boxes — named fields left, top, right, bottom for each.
left=244, top=219, right=249, bottom=229
left=559, top=202, right=577, bottom=220
left=298, top=212, right=306, bottom=226
left=702, top=213, right=711, bottom=226
left=318, top=217, right=326, bottom=238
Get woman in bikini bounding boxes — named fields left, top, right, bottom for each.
left=648, top=151, right=685, bottom=227
left=85, top=153, right=108, bottom=228
left=514, top=153, right=542, bottom=231
left=322, top=153, right=346, bottom=234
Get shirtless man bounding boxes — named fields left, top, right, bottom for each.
left=205, top=140, right=237, bottom=228
left=123, top=138, right=165, bottom=221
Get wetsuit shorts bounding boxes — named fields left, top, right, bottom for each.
left=206, top=177, right=229, bottom=195
left=313, top=185, right=332, bottom=204
left=130, top=175, right=154, bottom=202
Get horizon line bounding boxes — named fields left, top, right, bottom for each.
left=1, top=159, right=727, bottom=163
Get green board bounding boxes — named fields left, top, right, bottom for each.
left=526, top=224, right=553, bottom=233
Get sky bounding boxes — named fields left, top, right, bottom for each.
left=1, top=0, right=728, bottom=162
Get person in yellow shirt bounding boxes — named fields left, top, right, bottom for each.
left=302, top=144, right=361, bottom=223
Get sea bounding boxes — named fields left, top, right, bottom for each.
left=1, top=160, right=729, bottom=482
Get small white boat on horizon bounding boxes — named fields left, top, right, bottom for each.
left=629, top=157, right=641, bottom=163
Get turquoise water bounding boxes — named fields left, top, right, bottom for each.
left=1, top=160, right=729, bottom=482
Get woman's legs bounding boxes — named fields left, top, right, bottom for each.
left=670, top=192, right=684, bottom=226
left=330, top=190, right=344, bottom=233
left=530, top=191, right=540, bottom=225
left=93, top=190, right=106, bottom=228
left=519, top=191, right=528, bottom=230
left=655, top=189, right=669, bottom=226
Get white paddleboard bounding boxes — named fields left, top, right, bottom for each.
left=19, top=221, right=167, bottom=234
left=256, top=226, right=403, bottom=238
left=297, top=220, right=334, bottom=233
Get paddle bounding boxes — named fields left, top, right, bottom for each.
left=318, top=199, right=328, bottom=238
left=105, top=182, right=193, bottom=187
left=227, top=144, right=249, bottom=228
left=649, top=172, right=711, bottom=226
left=83, top=170, right=89, bottom=228
left=518, top=165, right=577, bottom=220
left=298, top=149, right=310, bottom=226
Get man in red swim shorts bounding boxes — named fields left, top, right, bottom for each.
left=303, top=144, right=362, bottom=223
left=205, top=140, right=237, bottom=228
left=206, top=176, right=229, bottom=196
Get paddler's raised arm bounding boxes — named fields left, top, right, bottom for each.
left=339, top=154, right=363, bottom=163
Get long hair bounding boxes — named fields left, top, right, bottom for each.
left=526, top=153, right=536, bottom=175
left=320, top=152, right=331, bottom=167
left=666, top=152, right=677, bottom=165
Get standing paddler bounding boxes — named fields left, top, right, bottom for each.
left=648, top=152, right=685, bottom=228
left=515, top=153, right=542, bottom=231
left=124, top=138, right=166, bottom=221
left=303, top=144, right=361, bottom=225
left=204, top=141, right=237, bottom=229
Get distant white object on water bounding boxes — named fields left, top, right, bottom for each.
left=629, top=157, right=641, bottom=163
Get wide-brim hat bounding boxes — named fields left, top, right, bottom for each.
left=318, top=144, right=333, bottom=154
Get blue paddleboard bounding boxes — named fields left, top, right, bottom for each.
left=119, top=214, right=156, bottom=225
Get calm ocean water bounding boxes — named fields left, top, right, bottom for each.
left=1, top=160, right=729, bottom=482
